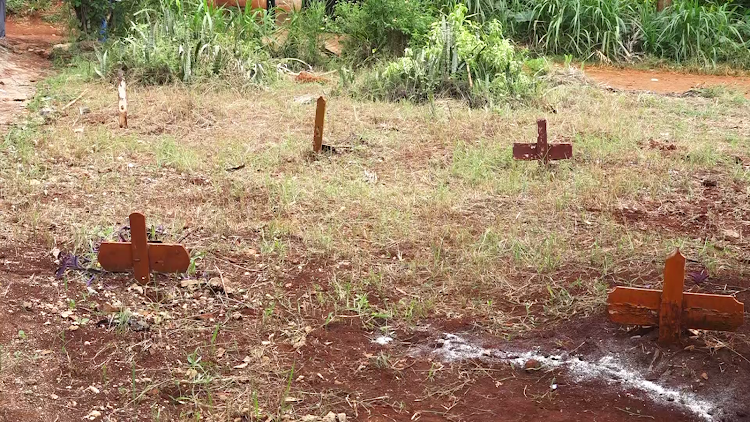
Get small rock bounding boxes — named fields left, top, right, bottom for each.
left=524, top=359, right=542, bottom=371
left=301, top=416, right=319, bottom=422
left=50, top=393, right=59, bottom=400
left=86, top=385, right=101, bottom=394
left=51, top=43, right=72, bottom=53
left=22, top=301, right=32, bottom=311
left=322, top=413, right=336, bottom=422
left=79, top=106, right=91, bottom=115
left=701, top=372, right=708, bottom=380
left=336, top=414, right=347, bottom=422
left=722, top=229, right=741, bottom=240
left=294, top=94, right=317, bottom=105
left=85, top=409, right=102, bottom=420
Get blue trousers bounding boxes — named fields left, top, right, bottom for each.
left=0, top=0, right=6, bottom=38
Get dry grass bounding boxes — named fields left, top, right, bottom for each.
left=1, top=64, right=749, bottom=420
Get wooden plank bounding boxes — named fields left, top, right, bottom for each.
left=129, top=212, right=151, bottom=285
left=547, top=144, right=573, bottom=160
left=98, top=243, right=190, bottom=274
left=659, top=249, right=685, bottom=343
left=97, top=242, right=133, bottom=272
left=608, top=287, right=744, bottom=331
left=313, top=96, right=325, bottom=153
left=683, top=293, right=744, bottom=331
left=512, top=143, right=538, bottom=160
left=607, top=286, right=660, bottom=326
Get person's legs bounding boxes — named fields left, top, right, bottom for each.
left=0, top=0, right=6, bottom=38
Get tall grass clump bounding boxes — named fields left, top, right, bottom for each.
left=644, top=0, right=750, bottom=66
left=360, top=4, right=546, bottom=106
left=334, top=0, right=433, bottom=61
left=274, top=1, right=329, bottom=67
left=95, top=0, right=279, bottom=84
left=525, top=0, right=644, bottom=60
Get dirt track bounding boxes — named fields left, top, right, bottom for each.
left=584, top=66, right=750, bottom=98
left=0, top=17, right=63, bottom=127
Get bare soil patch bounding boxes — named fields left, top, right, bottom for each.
left=0, top=16, right=64, bottom=127
left=296, top=316, right=750, bottom=421
left=584, top=66, right=750, bottom=98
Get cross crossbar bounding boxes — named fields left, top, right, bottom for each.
left=98, top=213, right=190, bottom=285
left=513, top=119, right=573, bottom=164
left=607, top=249, right=744, bottom=343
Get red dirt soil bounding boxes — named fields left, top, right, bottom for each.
left=0, top=16, right=64, bottom=127
left=584, top=66, right=750, bottom=98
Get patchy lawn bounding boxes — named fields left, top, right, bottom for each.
left=1, top=64, right=750, bottom=421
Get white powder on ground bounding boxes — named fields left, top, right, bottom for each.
left=373, top=336, right=393, bottom=345
left=421, top=333, right=716, bottom=421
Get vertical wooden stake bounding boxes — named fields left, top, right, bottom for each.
left=313, top=96, right=325, bottom=153
left=118, top=73, right=128, bottom=129
left=659, top=249, right=685, bottom=343
left=129, top=212, right=150, bottom=285
left=537, top=119, right=549, bottom=165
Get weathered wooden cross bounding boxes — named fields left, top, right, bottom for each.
left=513, top=119, right=572, bottom=164
left=608, top=249, right=744, bottom=343
left=312, top=96, right=326, bottom=153
left=97, top=213, right=190, bottom=285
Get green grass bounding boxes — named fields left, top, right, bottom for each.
left=0, top=58, right=749, bottom=420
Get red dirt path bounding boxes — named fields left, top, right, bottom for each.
left=584, top=66, right=750, bottom=98
left=0, top=16, right=64, bottom=127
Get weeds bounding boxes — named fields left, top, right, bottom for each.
left=646, top=0, right=750, bottom=66
left=360, top=4, right=544, bottom=105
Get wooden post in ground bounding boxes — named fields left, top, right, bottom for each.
left=313, top=96, right=325, bottom=153
left=537, top=119, right=549, bottom=165
left=118, top=72, right=128, bottom=128
left=128, top=212, right=150, bottom=285
left=658, top=249, right=685, bottom=343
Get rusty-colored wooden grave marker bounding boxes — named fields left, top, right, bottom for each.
left=513, top=119, right=572, bottom=164
left=608, top=249, right=744, bottom=344
left=98, top=213, right=190, bottom=285
left=312, top=96, right=326, bottom=153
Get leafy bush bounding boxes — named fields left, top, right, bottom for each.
left=7, top=0, right=52, bottom=16
left=360, top=4, right=543, bottom=106
left=274, top=1, right=329, bottom=67
left=644, top=0, right=750, bottom=66
left=334, top=0, right=432, bottom=60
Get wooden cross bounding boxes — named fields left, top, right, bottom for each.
left=608, top=249, right=744, bottom=344
left=513, top=119, right=572, bottom=164
left=312, top=96, right=325, bottom=153
left=97, top=213, right=190, bottom=285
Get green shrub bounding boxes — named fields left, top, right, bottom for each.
left=359, top=4, right=543, bottom=106
left=274, top=1, right=330, bottom=67
left=7, top=0, right=52, bottom=16
left=645, top=0, right=750, bottom=66
left=334, top=0, right=433, bottom=60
